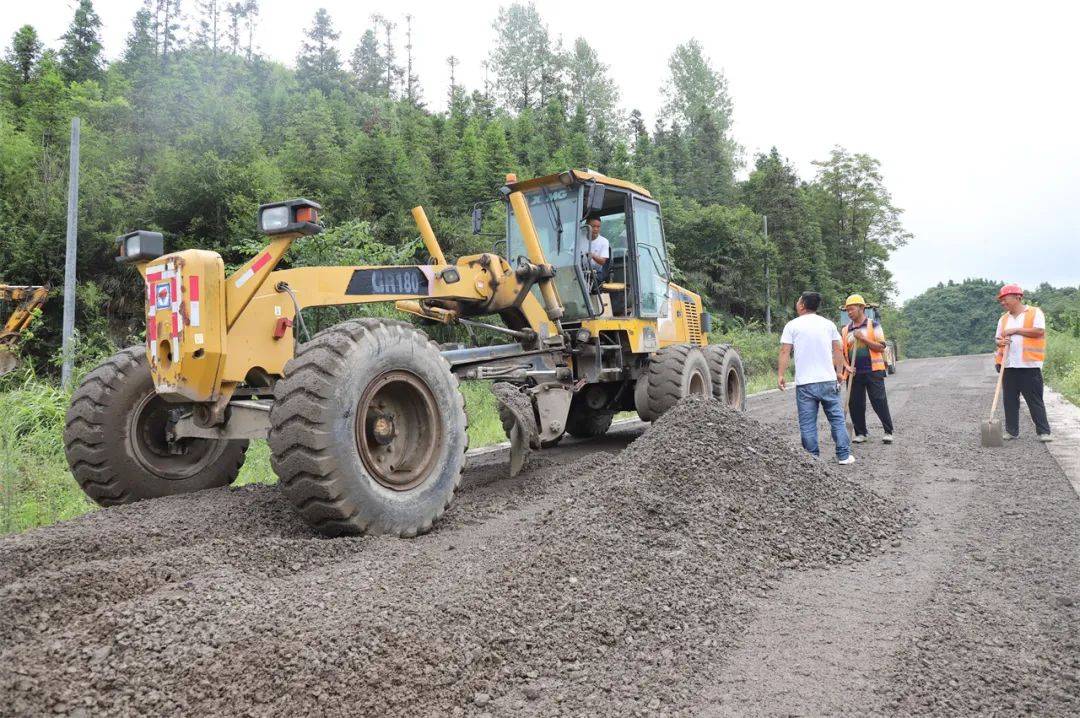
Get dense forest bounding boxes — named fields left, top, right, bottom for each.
left=902, top=279, right=1080, bottom=358
left=0, top=0, right=913, bottom=371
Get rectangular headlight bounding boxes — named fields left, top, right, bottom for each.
left=259, top=206, right=291, bottom=232
left=116, top=230, right=164, bottom=264
left=256, top=198, right=323, bottom=236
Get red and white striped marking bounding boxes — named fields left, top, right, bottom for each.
left=234, top=252, right=273, bottom=288
left=145, top=265, right=168, bottom=353
left=168, top=261, right=181, bottom=363
left=188, top=274, right=201, bottom=327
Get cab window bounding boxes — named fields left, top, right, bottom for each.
left=631, top=198, right=670, bottom=317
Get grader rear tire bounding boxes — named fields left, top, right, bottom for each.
left=63, top=347, right=248, bottom=505
left=635, top=344, right=712, bottom=422
left=703, top=343, right=747, bottom=411
left=268, top=319, right=467, bottom=537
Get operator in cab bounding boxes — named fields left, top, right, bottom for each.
left=585, top=217, right=610, bottom=274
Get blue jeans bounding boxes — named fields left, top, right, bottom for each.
left=795, top=380, right=851, bottom=460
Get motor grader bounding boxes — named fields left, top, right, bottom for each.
left=64, top=170, right=746, bottom=537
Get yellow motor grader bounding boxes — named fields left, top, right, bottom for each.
left=64, top=170, right=746, bottom=536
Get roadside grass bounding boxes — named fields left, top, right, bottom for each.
left=0, top=370, right=92, bottom=535
left=0, top=333, right=775, bottom=535
left=1045, top=328, right=1080, bottom=406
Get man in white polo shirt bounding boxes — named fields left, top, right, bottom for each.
left=777, top=291, right=854, bottom=464
left=585, top=217, right=610, bottom=276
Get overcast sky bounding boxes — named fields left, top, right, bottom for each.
left=6, top=0, right=1078, bottom=301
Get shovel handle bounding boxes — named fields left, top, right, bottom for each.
left=988, top=355, right=1007, bottom=422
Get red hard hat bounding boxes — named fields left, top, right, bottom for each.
left=997, top=283, right=1024, bottom=299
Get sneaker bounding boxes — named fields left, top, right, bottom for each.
left=1004, top=433, right=1018, bottom=440
left=1038, top=434, right=1053, bottom=443
left=852, top=435, right=867, bottom=444
left=838, top=455, right=856, bottom=465
left=883, top=434, right=894, bottom=444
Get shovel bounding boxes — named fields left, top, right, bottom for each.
left=842, top=340, right=857, bottom=433
left=980, top=351, right=1007, bottom=447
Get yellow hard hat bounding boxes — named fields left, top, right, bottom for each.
left=843, top=294, right=867, bottom=308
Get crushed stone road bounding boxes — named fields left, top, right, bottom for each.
left=1, top=354, right=1077, bottom=716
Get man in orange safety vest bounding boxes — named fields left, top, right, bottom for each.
left=994, top=284, right=1051, bottom=441
left=841, top=294, right=895, bottom=444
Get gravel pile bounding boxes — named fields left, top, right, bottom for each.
left=1, top=395, right=903, bottom=717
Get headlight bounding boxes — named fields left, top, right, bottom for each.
left=116, top=230, right=164, bottom=264
left=257, top=198, right=322, bottom=236
left=259, top=206, right=290, bottom=232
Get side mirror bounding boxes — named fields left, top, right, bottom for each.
left=585, top=183, right=606, bottom=215
left=472, top=206, right=483, bottom=235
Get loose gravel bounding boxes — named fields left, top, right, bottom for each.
left=0, top=395, right=902, bottom=716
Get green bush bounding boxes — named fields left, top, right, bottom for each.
left=1045, top=329, right=1080, bottom=406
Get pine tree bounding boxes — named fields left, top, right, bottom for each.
left=60, top=0, right=105, bottom=83
left=351, top=29, right=385, bottom=95
left=8, top=26, right=42, bottom=86
left=296, top=8, right=346, bottom=95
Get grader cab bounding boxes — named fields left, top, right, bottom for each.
left=64, top=170, right=746, bottom=537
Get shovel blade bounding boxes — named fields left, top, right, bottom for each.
left=980, top=419, right=1003, bottom=447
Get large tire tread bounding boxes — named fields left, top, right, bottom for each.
left=63, top=347, right=247, bottom=506
left=268, top=319, right=467, bottom=537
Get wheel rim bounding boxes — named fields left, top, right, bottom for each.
left=688, top=367, right=708, bottom=396
left=725, top=368, right=744, bottom=408
left=128, top=391, right=226, bottom=480
left=356, top=370, right=441, bottom=492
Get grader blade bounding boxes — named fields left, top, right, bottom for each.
left=492, top=381, right=539, bottom=477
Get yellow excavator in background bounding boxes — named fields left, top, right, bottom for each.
left=64, top=170, right=747, bottom=537
left=0, top=285, right=49, bottom=377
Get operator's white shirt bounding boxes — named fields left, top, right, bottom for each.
left=780, top=313, right=842, bottom=386
left=589, top=234, right=610, bottom=269
left=995, top=306, right=1046, bottom=369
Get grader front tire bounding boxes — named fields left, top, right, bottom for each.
left=268, top=319, right=467, bottom=537
left=63, top=347, right=248, bottom=506
left=635, top=344, right=713, bottom=422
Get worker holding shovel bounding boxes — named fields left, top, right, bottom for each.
left=994, top=284, right=1052, bottom=442
left=841, top=295, right=895, bottom=444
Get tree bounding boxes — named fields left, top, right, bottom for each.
left=8, top=25, right=42, bottom=86
left=488, top=2, right=551, bottom=112
left=403, top=14, right=421, bottom=106
left=660, top=40, right=739, bottom=203
left=565, top=37, right=620, bottom=135
left=369, top=14, right=399, bottom=98
left=742, top=148, right=834, bottom=314
left=194, top=0, right=225, bottom=55
left=350, top=29, right=385, bottom=95
left=296, top=8, right=346, bottom=95
left=809, top=147, right=911, bottom=302
left=60, top=0, right=105, bottom=83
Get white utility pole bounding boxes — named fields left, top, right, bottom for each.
left=61, top=117, right=80, bottom=389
